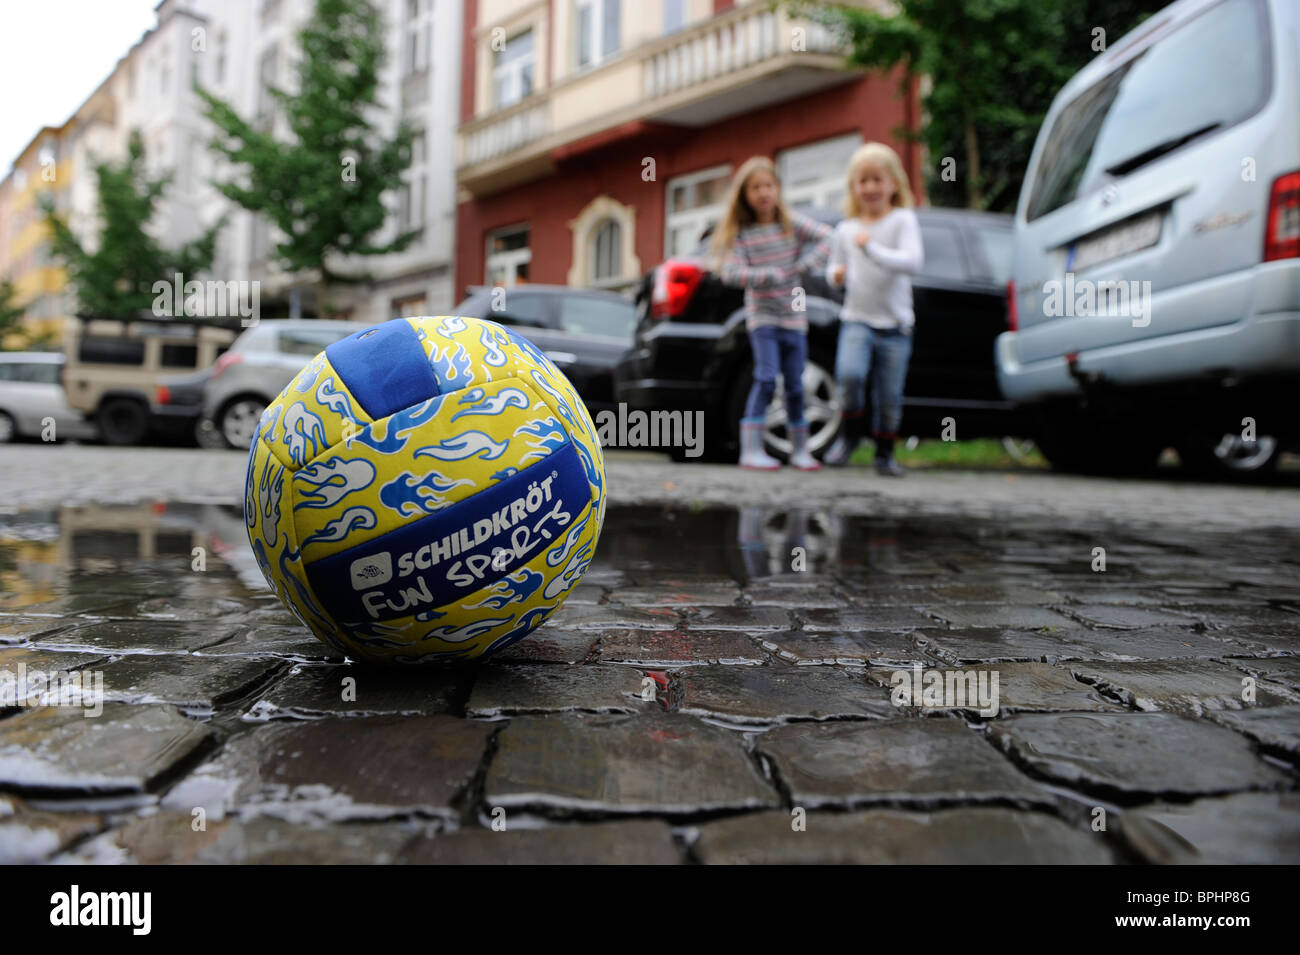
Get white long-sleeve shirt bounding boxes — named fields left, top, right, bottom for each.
left=828, top=209, right=924, bottom=331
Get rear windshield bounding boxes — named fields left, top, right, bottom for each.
left=971, top=225, right=1013, bottom=285
left=1026, top=0, right=1270, bottom=221
left=558, top=295, right=635, bottom=341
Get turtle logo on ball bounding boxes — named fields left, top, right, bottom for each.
left=244, top=315, right=606, bottom=663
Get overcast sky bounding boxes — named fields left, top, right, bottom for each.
left=0, top=0, right=159, bottom=173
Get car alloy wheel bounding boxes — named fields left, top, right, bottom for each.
left=221, top=398, right=266, bottom=449
left=1212, top=432, right=1279, bottom=472
left=762, top=358, right=841, bottom=457
left=0, top=412, right=15, bottom=444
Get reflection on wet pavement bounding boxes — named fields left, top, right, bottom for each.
left=0, top=501, right=1297, bottom=863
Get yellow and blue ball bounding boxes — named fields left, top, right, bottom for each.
left=243, top=315, right=606, bottom=663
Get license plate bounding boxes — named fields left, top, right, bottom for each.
left=1065, top=211, right=1163, bottom=273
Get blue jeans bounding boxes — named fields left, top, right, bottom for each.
left=745, top=325, right=806, bottom=423
left=835, top=322, right=911, bottom=436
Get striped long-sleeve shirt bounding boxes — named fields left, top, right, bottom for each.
left=719, top=213, right=832, bottom=331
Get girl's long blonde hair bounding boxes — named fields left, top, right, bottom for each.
left=844, top=142, right=915, bottom=217
left=710, top=156, right=794, bottom=266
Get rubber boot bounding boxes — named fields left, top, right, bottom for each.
left=824, top=411, right=865, bottom=466
left=788, top=420, right=821, bottom=471
left=738, top=417, right=781, bottom=470
left=874, top=434, right=905, bottom=476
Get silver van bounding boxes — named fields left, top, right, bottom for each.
left=996, top=0, right=1299, bottom=474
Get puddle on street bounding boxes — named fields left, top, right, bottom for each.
left=0, top=500, right=1108, bottom=613
left=5, top=499, right=1293, bottom=614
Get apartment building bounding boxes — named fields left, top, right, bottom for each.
left=0, top=0, right=463, bottom=333
left=454, top=0, right=921, bottom=296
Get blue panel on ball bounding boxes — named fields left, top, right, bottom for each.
left=325, top=319, right=440, bottom=420
left=304, top=441, right=589, bottom=626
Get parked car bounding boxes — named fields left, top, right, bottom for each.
left=0, top=352, right=98, bottom=443
left=996, top=0, right=1300, bottom=476
left=615, top=207, right=1025, bottom=460
left=202, top=319, right=372, bottom=448
left=153, top=367, right=220, bottom=446
left=452, top=284, right=636, bottom=416
left=62, top=316, right=239, bottom=445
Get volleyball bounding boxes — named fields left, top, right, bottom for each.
left=243, top=315, right=606, bottom=664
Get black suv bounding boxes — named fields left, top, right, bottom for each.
left=615, top=207, right=1027, bottom=460
left=454, top=284, right=636, bottom=416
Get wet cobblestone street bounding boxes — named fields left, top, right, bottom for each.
left=1, top=445, right=1298, bottom=864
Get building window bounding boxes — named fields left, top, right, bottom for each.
left=403, top=0, right=431, bottom=76
left=487, top=225, right=531, bottom=287
left=493, top=30, right=535, bottom=109
left=398, top=132, right=426, bottom=230
left=777, top=132, right=863, bottom=213
left=664, top=0, right=685, bottom=34
left=664, top=164, right=731, bottom=258
left=392, top=293, right=428, bottom=319
left=215, top=32, right=227, bottom=84
left=569, top=196, right=639, bottom=290
left=591, top=219, right=621, bottom=283
left=257, top=46, right=279, bottom=121
left=576, top=0, right=620, bottom=70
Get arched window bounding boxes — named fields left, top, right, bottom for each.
left=591, top=219, right=621, bottom=283
left=568, top=196, right=639, bottom=291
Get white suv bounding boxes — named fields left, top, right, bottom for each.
left=997, top=0, right=1299, bottom=474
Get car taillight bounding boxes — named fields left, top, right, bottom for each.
left=650, top=260, right=703, bottom=319
left=1264, top=170, right=1300, bottom=262
left=212, top=351, right=243, bottom=380
left=1006, top=279, right=1019, bottom=332
left=156, top=385, right=172, bottom=405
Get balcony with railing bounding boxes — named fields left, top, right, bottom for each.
left=456, top=2, right=860, bottom=196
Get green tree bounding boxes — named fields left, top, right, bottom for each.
left=798, top=0, right=1168, bottom=211
left=196, top=0, right=417, bottom=314
left=0, top=280, right=24, bottom=345
left=41, top=131, right=221, bottom=317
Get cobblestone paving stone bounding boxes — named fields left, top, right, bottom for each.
left=0, top=446, right=1296, bottom=863
left=1116, top=792, right=1300, bottom=864
left=690, top=808, right=1116, bottom=864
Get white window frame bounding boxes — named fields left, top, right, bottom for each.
left=493, top=29, right=535, bottom=109
left=403, top=0, right=432, bottom=76
left=663, top=0, right=685, bottom=34
left=575, top=0, right=620, bottom=71
left=486, top=224, right=531, bottom=287
left=664, top=163, right=731, bottom=259
left=776, top=132, right=863, bottom=213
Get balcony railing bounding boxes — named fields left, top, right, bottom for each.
left=642, top=5, right=842, bottom=101
left=457, top=2, right=854, bottom=185
left=461, top=99, right=550, bottom=167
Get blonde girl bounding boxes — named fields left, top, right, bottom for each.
left=825, top=142, right=924, bottom=475
left=711, top=156, right=831, bottom=470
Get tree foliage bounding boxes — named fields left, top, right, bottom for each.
left=196, top=0, right=416, bottom=295
left=41, top=131, right=220, bottom=317
left=799, top=0, right=1170, bottom=211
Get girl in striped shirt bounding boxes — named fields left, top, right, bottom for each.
left=711, top=156, right=832, bottom=471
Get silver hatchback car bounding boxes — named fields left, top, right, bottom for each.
left=0, top=353, right=98, bottom=443
left=203, top=320, right=371, bottom=448
left=997, top=0, right=1300, bottom=475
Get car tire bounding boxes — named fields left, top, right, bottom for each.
left=97, top=398, right=149, bottom=446
left=726, top=352, right=842, bottom=463
left=219, top=397, right=266, bottom=449
left=1176, top=431, right=1280, bottom=477
left=0, top=411, right=16, bottom=443
left=1034, top=414, right=1163, bottom=476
